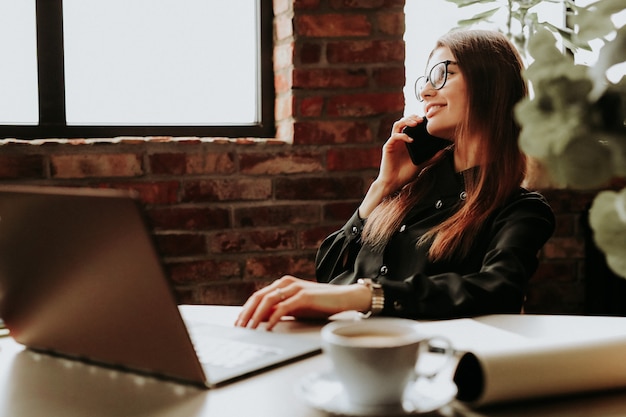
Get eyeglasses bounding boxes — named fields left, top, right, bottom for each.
left=414, top=60, right=457, bottom=102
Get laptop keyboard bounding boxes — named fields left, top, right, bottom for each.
left=189, top=329, right=283, bottom=369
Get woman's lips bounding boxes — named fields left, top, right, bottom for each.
left=425, top=104, right=444, bottom=118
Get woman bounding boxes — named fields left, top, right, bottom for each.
left=236, top=29, right=555, bottom=330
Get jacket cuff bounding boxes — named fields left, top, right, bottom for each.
left=342, top=209, right=365, bottom=241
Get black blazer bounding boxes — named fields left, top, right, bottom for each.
left=315, top=155, right=556, bottom=319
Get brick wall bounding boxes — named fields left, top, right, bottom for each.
left=0, top=0, right=615, bottom=314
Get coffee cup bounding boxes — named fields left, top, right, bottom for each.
left=321, top=318, right=454, bottom=409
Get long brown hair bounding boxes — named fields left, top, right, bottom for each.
left=362, top=30, right=528, bottom=261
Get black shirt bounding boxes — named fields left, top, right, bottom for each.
left=315, top=155, right=555, bottom=319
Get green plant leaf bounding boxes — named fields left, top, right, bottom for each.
left=541, top=21, right=592, bottom=52
left=589, top=25, right=626, bottom=100
left=555, top=135, right=614, bottom=189
left=572, top=0, right=622, bottom=41
left=457, top=7, right=501, bottom=25
left=444, top=0, right=499, bottom=7
left=524, top=28, right=588, bottom=82
left=589, top=189, right=626, bottom=279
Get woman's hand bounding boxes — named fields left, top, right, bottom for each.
left=235, top=275, right=371, bottom=331
left=359, top=115, right=423, bottom=218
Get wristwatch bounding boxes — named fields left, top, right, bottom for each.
left=357, top=278, right=384, bottom=317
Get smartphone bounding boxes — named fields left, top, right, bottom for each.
left=403, top=119, right=451, bottom=165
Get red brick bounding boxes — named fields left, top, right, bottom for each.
left=103, top=181, right=180, bottom=204
left=0, top=154, right=45, bottom=179
left=378, top=112, right=404, bottom=138
left=295, top=14, right=371, bottom=37
left=172, top=288, right=196, bottom=304
left=194, top=281, right=260, bottom=305
left=300, top=225, right=340, bottom=249
left=275, top=176, right=364, bottom=200
left=525, top=281, right=585, bottom=314
left=293, top=121, right=372, bottom=145
left=167, top=259, right=242, bottom=284
left=51, top=154, right=142, bottom=179
left=294, top=0, right=321, bottom=10
left=149, top=153, right=186, bottom=175
left=193, top=152, right=236, bottom=175
left=373, top=67, right=405, bottom=87
left=384, top=0, right=405, bottom=7
left=209, top=230, right=297, bottom=253
left=183, top=179, right=272, bottom=202
left=324, top=201, right=360, bottom=221
left=235, top=204, right=321, bottom=227
left=244, top=254, right=316, bottom=280
left=330, top=0, right=386, bottom=8
left=154, top=233, right=207, bottom=257
left=552, top=213, right=577, bottom=237
left=327, top=147, right=381, bottom=171
left=542, top=237, right=585, bottom=260
left=240, top=151, right=323, bottom=175
left=298, top=42, right=322, bottom=64
left=147, top=207, right=230, bottom=231
left=293, top=68, right=368, bottom=89
left=376, top=11, right=404, bottom=35
left=327, top=40, right=405, bottom=63
left=531, top=261, right=579, bottom=283
left=187, top=153, right=235, bottom=175
left=326, top=92, right=405, bottom=117
left=299, top=96, right=324, bottom=117
left=542, top=189, right=595, bottom=213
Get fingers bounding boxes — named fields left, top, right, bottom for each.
left=235, top=276, right=298, bottom=329
left=235, top=277, right=362, bottom=330
left=263, top=286, right=326, bottom=330
left=392, top=114, right=423, bottom=134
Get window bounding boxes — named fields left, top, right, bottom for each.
left=0, top=0, right=274, bottom=140
left=0, top=1, right=38, bottom=126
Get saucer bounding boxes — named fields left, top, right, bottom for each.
left=296, top=370, right=457, bottom=416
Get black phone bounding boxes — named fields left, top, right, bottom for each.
left=403, top=119, right=451, bottom=165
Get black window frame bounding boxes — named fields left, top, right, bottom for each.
left=0, top=0, right=275, bottom=140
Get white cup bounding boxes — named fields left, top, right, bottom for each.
left=321, top=318, right=454, bottom=408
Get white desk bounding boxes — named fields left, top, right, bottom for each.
left=1, top=306, right=626, bottom=417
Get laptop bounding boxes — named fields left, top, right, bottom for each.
left=0, top=185, right=321, bottom=388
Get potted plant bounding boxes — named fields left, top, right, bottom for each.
left=445, top=0, right=626, bottom=278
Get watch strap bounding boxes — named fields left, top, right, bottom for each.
left=357, top=278, right=384, bottom=317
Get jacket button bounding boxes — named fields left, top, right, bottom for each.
left=435, top=200, right=443, bottom=209
left=379, top=265, right=389, bottom=276
left=399, top=224, right=406, bottom=233
left=460, top=191, right=467, bottom=201
left=351, top=225, right=359, bottom=235
left=393, top=300, right=403, bottom=311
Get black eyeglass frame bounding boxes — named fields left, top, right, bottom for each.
left=414, top=60, right=457, bottom=102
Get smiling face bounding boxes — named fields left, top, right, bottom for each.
left=420, top=47, right=469, bottom=141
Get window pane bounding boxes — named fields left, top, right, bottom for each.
left=0, top=0, right=38, bottom=125
left=63, top=0, right=258, bottom=126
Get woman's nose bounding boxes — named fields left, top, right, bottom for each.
left=420, top=82, right=436, bottom=101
